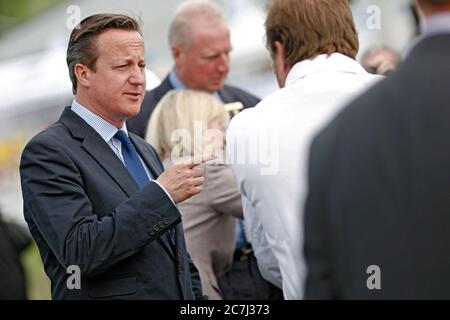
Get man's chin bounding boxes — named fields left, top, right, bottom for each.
left=208, top=82, right=225, bottom=92
left=125, top=103, right=142, bottom=118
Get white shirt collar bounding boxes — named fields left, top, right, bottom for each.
left=285, top=53, right=367, bottom=87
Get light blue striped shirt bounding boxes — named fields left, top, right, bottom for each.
left=71, top=100, right=175, bottom=203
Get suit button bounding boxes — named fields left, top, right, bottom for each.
left=153, top=225, right=160, bottom=232
left=159, top=221, right=165, bottom=228
left=163, top=218, right=170, bottom=225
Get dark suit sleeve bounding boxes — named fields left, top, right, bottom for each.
left=303, top=131, right=335, bottom=299
left=20, top=134, right=181, bottom=278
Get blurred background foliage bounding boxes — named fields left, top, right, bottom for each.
left=0, top=0, right=64, bottom=33
left=21, top=243, right=51, bottom=300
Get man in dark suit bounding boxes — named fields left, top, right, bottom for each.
left=127, top=1, right=281, bottom=300
left=20, top=14, right=210, bottom=300
left=304, top=0, right=450, bottom=299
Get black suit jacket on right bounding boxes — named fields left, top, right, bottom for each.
left=304, top=34, right=450, bottom=299
left=127, top=75, right=260, bottom=138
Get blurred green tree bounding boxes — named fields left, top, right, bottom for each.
left=0, top=0, right=64, bottom=33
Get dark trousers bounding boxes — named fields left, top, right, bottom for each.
left=218, top=247, right=284, bottom=300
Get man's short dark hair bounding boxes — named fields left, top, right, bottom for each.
left=66, top=13, right=142, bottom=94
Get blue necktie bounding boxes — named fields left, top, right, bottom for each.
left=114, top=130, right=175, bottom=247
left=114, top=130, right=150, bottom=188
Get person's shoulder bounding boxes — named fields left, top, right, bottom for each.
left=227, top=103, right=259, bottom=131
left=316, top=72, right=394, bottom=148
left=25, top=121, right=68, bottom=150
left=358, top=72, right=385, bottom=87
left=228, top=88, right=284, bottom=128
left=222, top=84, right=256, bottom=96
left=20, top=121, right=72, bottom=167
left=221, top=84, right=261, bottom=107
left=142, top=75, right=173, bottom=103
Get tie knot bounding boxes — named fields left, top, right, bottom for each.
left=114, top=130, right=131, bottom=146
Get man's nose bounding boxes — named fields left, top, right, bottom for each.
left=129, top=65, right=146, bottom=86
left=217, top=53, right=229, bottom=73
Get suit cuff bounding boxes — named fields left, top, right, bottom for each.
left=152, top=180, right=176, bottom=205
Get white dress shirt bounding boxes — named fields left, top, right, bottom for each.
left=226, top=53, right=383, bottom=299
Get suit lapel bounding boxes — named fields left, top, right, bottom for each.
left=59, top=107, right=139, bottom=197
left=218, top=85, right=234, bottom=103
left=81, top=131, right=139, bottom=197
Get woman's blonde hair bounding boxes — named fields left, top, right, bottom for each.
left=146, top=89, right=230, bottom=159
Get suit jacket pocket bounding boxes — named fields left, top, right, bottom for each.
left=87, top=276, right=137, bottom=298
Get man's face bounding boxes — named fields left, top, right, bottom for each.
left=174, top=21, right=231, bottom=93
left=83, top=29, right=146, bottom=127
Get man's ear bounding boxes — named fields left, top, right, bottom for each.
left=274, top=41, right=289, bottom=75
left=74, top=63, right=91, bottom=89
left=273, top=41, right=290, bottom=88
left=171, top=44, right=183, bottom=62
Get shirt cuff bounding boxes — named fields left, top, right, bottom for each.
left=151, top=180, right=176, bottom=205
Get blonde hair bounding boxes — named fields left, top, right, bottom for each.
left=146, top=89, right=229, bottom=159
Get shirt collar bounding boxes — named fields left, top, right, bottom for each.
left=404, top=12, right=450, bottom=59
left=285, top=53, right=367, bottom=87
left=71, top=100, right=127, bottom=143
left=169, top=70, right=187, bottom=90
left=421, top=12, right=450, bottom=37
left=168, top=69, right=222, bottom=101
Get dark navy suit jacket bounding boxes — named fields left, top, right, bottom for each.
left=20, top=107, right=205, bottom=299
